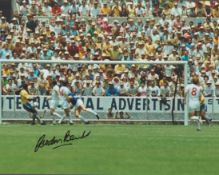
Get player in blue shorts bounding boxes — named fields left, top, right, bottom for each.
left=67, top=93, right=99, bottom=124
left=200, top=95, right=212, bottom=125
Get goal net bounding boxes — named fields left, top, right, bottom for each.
left=0, top=60, right=189, bottom=125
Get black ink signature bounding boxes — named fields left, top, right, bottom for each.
left=34, top=130, right=91, bottom=152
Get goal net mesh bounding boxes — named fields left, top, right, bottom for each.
left=0, top=60, right=189, bottom=124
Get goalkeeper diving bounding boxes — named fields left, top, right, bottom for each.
left=63, top=92, right=100, bottom=124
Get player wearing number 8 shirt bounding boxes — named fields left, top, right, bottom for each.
left=185, top=76, right=203, bottom=130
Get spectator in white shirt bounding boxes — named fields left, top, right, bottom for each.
left=118, top=82, right=128, bottom=96
left=92, top=81, right=105, bottom=96
left=165, top=65, right=175, bottom=78
left=5, top=79, right=18, bottom=95
left=78, top=1, right=89, bottom=16
left=127, top=81, right=138, bottom=96
left=61, top=0, right=72, bottom=15
left=138, top=81, right=147, bottom=96
left=148, top=81, right=160, bottom=97
left=82, top=81, right=93, bottom=96
left=160, top=81, right=170, bottom=98
left=135, top=4, right=145, bottom=17
left=204, top=80, right=214, bottom=97
left=170, top=3, right=182, bottom=17
left=185, top=0, right=195, bottom=16
left=42, top=1, right=52, bottom=16
left=90, top=2, right=100, bottom=18
left=148, top=69, right=159, bottom=81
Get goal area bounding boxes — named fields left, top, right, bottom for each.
left=0, top=60, right=189, bottom=125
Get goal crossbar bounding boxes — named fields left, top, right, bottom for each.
left=0, top=60, right=188, bottom=125
left=0, top=60, right=187, bottom=64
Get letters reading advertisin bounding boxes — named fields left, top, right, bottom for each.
left=1, top=96, right=219, bottom=112
left=86, top=98, right=94, bottom=109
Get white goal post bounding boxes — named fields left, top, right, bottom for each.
left=0, top=60, right=188, bottom=125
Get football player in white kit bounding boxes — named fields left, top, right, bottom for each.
left=185, top=76, right=203, bottom=131
left=58, top=80, right=73, bottom=124
left=44, top=81, right=62, bottom=124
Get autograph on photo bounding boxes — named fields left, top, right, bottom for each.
left=34, top=130, right=91, bottom=152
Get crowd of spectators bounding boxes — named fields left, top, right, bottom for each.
left=0, top=0, right=219, bottom=98
left=15, top=0, right=219, bottom=17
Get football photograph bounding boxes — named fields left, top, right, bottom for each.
left=0, top=0, right=219, bottom=175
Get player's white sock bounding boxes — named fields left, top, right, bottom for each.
left=190, top=116, right=199, bottom=120
left=197, top=118, right=201, bottom=131
left=51, top=112, right=61, bottom=124
left=58, top=115, right=65, bottom=124
left=53, top=112, right=62, bottom=118
left=69, top=115, right=74, bottom=124
left=191, top=116, right=201, bottom=130
left=79, top=115, right=88, bottom=123
left=86, top=108, right=97, bottom=115
left=52, top=115, right=55, bottom=124
left=198, top=116, right=203, bottom=124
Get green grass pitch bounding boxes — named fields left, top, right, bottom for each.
left=0, top=124, right=219, bottom=175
